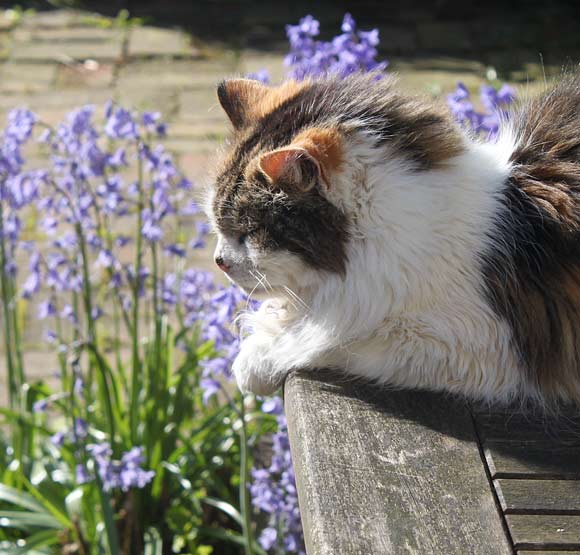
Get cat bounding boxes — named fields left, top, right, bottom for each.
left=206, top=72, right=580, bottom=405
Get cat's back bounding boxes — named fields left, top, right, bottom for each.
left=483, top=75, right=580, bottom=403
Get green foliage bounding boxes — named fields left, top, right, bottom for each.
left=0, top=106, right=273, bottom=554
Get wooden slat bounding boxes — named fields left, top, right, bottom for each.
left=507, top=514, right=580, bottom=549
left=475, top=413, right=580, bottom=444
left=285, top=371, right=512, bottom=555
left=485, top=442, right=580, bottom=479
left=518, top=552, right=580, bottom=554
left=516, top=550, right=580, bottom=555
left=495, top=479, right=580, bottom=514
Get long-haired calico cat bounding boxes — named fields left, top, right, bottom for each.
left=207, top=73, right=580, bottom=405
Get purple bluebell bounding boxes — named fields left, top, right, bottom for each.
left=86, top=443, right=154, bottom=492
left=105, top=106, right=139, bottom=140
left=247, top=69, right=271, bottom=84
left=32, top=398, right=49, bottom=413
left=447, top=81, right=516, bottom=139
left=75, top=464, right=91, bottom=484
left=50, top=430, right=66, bottom=448
left=200, top=378, right=221, bottom=404
left=285, top=13, right=387, bottom=80
left=38, top=300, right=57, bottom=320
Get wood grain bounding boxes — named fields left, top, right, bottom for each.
left=495, top=479, right=580, bottom=513
left=485, top=442, right=580, bottom=479
left=507, top=514, right=580, bottom=549
left=518, top=552, right=580, bottom=554
left=285, top=371, right=512, bottom=555
left=474, top=413, right=580, bottom=444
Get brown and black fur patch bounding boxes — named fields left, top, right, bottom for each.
left=213, top=73, right=464, bottom=275
left=482, top=76, right=580, bottom=402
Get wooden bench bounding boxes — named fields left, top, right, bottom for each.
left=284, top=371, right=580, bottom=555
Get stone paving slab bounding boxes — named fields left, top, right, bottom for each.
left=239, top=50, right=288, bottom=83
left=0, top=62, right=56, bottom=93
left=117, top=58, right=239, bottom=90
left=13, top=26, right=123, bottom=43
left=115, top=85, right=179, bottom=114
left=0, top=88, right=112, bottom=110
left=11, top=36, right=123, bottom=63
left=128, top=25, right=195, bottom=59
left=0, top=31, right=10, bottom=59
left=55, top=61, right=115, bottom=89
left=19, top=9, right=86, bottom=29
left=178, top=89, right=226, bottom=120
left=164, top=137, right=223, bottom=155
left=169, top=119, right=228, bottom=139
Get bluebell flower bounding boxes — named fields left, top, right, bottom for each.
left=200, top=378, right=221, bottom=404
left=285, top=13, right=387, bottom=80
left=105, top=107, right=139, bottom=140
left=50, top=430, right=66, bottom=447
left=33, top=398, right=49, bottom=413
left=259, top=527, right=278, bottom=551
left=247, top=69, right=271, bottom=84
left=74, top=418, right=89, bottom=439
left=447, top=81, right=515, bottom=139
left=38, top=300, right=57, bottom=320
left=163, top=243, right=186, bottom=258
left=75, top=464, right=91, bottom=484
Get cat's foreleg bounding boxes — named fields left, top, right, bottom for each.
left=232, top=307, right=336, bottom=395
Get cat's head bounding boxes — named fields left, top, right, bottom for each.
left=207, top=75, right=463, bottom=300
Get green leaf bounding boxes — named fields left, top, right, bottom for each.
left=95, top=476, right=121, bottom=555
left=144, top=527, right=163, bottom=555
left=200, top=497, right=243, bottom=528
left=17, top=528, right=60, bottom=551
left=0, top=484, right=45, bottom=513
left=0, top=510, right=62, bottom=530
left=20, top=474, right=72, bottom=529
left=197, top=527, right=267, bottom=555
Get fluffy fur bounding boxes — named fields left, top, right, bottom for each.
left=207, top=73, right=580, bottom=405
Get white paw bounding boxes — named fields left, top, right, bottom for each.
left=232, top=336, right=285, bottom=396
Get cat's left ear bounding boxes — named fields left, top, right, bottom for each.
left=217, top=79, right=268, bottom=129
left=259, top=128, right=343, bottom=192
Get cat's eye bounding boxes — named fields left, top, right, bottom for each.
left=238, top=234, right=248, bottom=245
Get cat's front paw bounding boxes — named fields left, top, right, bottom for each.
left=232, top=336, right=285, bottom=396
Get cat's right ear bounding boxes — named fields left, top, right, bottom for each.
left=259, top=148, right=321, bottom=193
left=217, top=79, right=268, bottom=129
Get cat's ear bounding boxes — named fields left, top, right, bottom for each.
left=259, top=148, right=321, bottom=192
left=217, top=79, right=268, bottom=129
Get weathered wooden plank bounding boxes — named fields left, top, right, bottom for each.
left=518, top=551, right=580, bottom=554
left=495, top=479, right=580, bottom=514
left=285, top=371, right=512, bottom=555
left=485, top=442, right=580, bottom=479
left=518, top=552, right=580, bottom=554
left=507, top=514, right=580, bottom=549
left=475, top=412, right=580, bottom=444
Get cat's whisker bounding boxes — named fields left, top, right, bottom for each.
left=245, top=272, right=264, bottom=312
left=283, top=285, right=310, bottom=311
left=253, top=269, right=273, bottom=293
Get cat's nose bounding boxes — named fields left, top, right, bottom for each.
left=215, top=255, right=230, bottom=273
